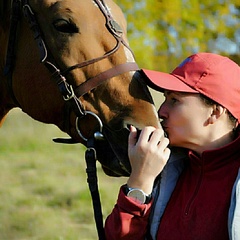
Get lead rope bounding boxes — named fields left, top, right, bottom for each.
left=85, top=136, right=106, bottom=240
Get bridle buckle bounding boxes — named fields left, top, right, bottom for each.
left=63, top=85, right=75, bottom=101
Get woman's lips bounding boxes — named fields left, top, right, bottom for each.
left=161, top=126, right=168, bottom=138
left=161, top=121, right=167, bottom=130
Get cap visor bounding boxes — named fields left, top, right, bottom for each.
left=142, top=69, right=198, bottom=93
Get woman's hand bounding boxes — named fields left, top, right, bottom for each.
left=127, top=126, right=170, bottom=195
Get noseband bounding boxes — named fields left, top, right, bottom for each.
left=4, top=0, right=139, bottom=142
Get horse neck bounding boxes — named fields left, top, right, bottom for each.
left=0, top=0, right=17, bottom=122
left=0, top=0, right=10, bottom=67
left=0, top=0, right=11, bottom=27
left=0, top=26, right=14, bottom=123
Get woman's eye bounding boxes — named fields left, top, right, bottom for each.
left=53, top=19, right=79, bottom=33
left=171, top=97, right=178, bottom=104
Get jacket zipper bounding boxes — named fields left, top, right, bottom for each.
left=184, top=165, right=204, bottom=216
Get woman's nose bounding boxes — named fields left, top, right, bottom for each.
left=158, top=103, right=168, bottom=119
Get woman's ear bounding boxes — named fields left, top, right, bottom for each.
left=208, top=105, right=226, bottom=124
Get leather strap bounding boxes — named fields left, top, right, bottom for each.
left=75, top=62, right=139, bottom=97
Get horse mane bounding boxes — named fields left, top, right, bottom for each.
left=0, top=0, right=12, bottom=27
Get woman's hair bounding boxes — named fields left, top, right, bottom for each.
left=199, top=94, right=237, bottom=128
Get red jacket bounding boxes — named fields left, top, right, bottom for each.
left=105, top=134, right=240, bottom=240
left=105, top=186, right=152, bottom=240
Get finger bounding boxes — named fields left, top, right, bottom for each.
left=163, top=147, right=171, bottom=159
left=148, top=128, right=165, bottom=145
left=128, top=125, right=138, bottom=147
left=138, top=126, right=156, bottom=143
left=157, top=137, right=170, bottom=151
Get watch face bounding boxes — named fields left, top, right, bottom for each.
left=127, top=189, right=146, bottom=204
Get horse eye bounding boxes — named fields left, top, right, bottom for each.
left=53, top=19, right=79, bottom=33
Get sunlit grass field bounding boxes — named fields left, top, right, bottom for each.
left=0, top=109, right=127, bottom=240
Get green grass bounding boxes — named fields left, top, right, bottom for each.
left=0, top=109, right=127, bottom=240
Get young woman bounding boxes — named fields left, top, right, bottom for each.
left=104, top=53, right=240, bottom=240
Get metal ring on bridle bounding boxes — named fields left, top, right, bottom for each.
left=76, top=111, right=104, bottom=142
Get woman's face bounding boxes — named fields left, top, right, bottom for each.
left=158, top=91, right=213, bottom=150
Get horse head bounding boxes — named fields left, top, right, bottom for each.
left=0, top=0, right=160, bottom=176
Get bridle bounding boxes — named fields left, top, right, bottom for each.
left=4, top=0, right=139, bottom=142
left=4, top=0, right=139, bottom=239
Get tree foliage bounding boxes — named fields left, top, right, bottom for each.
left=115, top=0, right=240, bottom=72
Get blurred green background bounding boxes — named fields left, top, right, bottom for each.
left=0, top=109, right=127, bottom=240
left=116, top=0, right=240, bottom=71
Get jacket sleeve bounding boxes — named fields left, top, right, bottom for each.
left=104, top=185, right=153, bottom=240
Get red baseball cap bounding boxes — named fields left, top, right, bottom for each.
left=142, top=52, right=240, bottom=122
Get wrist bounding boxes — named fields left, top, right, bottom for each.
left=127, top=177, right=154, bottom=195
left=124, top=184, right=152, bottom=204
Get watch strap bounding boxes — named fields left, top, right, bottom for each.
left=124, top=185, right=152, bottom=204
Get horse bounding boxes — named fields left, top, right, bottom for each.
left=0, top=0, right=160, bottom=178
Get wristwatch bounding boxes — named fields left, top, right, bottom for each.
left=125, top=185, right=152, bottom=204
